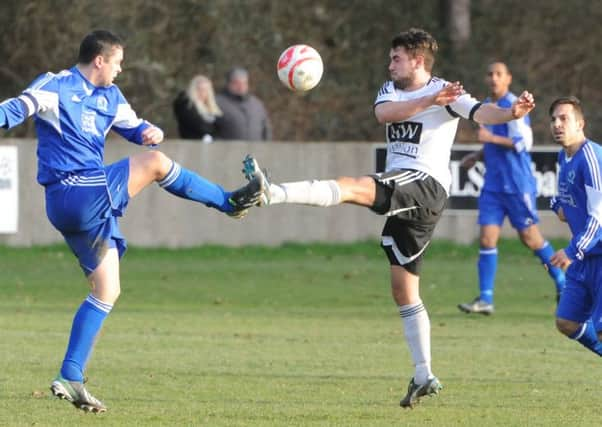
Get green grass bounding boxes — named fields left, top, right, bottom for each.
left=0, top=240, right=599, bottom=426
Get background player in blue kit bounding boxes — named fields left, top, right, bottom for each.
left=0, top=30, right=263, bottom=412
left=458, top=62, right=565, bottom=315
left=549, top=96, right=602, bottom=357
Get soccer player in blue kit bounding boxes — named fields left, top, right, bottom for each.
left=549, top=96, right=602, bottom=357
left=458, top=62, right=565, bottom=315
left=0, top=30, right=263, bottom=412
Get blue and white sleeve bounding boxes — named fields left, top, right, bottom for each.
left=565, top=144, right=602, bottom=260
left=0, top=96, right=30, bottom=129
left=507, top=116, right=533, bottom=153
left=0, top=72, right=60, bottom=129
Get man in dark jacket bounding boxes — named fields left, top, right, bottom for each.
left=215, top=67, right=272, bottom=141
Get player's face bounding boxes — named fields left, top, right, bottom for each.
left=98, top=46, right=123, bottom=87
left=550, top=104, right=584, bottom=148
left=485, top=63, right=511, bottom=99
left=388, top=47, right=418, bottom=89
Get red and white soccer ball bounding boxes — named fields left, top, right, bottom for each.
left=277, top=44, right=323, bottom=92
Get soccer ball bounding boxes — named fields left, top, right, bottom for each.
left=276, top=44, right=323, bottom=92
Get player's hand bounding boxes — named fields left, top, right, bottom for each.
left=550, top=249, right=572, bottom=270
left=432, top=81, right=464, bottom=106
left=142, top=126, right=164, bottom=146
left=511, top=91, right=535, bottom=119
left=460, top=151, right=480, bottom=169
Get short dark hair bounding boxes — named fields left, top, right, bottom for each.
left=391, top=28, right=438, bottom=72
left=549, top=96, right=584, bottom=121
left=78, top=30, right=123, bottom=64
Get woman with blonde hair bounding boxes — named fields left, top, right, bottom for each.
left=173, top=74, right=223, bottom=142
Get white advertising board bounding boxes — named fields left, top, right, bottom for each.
left=0, top=146, right=18, bottom=233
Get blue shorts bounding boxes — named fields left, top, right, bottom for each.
left=478, top=189, right=539, bottom=231
left=556, top=256, right=602, bottom=332
left=44, top=158, right=130, bottom=275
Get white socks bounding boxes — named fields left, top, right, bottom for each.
left=399, top=301, right=433, bottom=384
left=268, top=180, right=341, bottom=206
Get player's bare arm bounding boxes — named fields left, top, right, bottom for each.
left=477, top=126, right=514, bottom=148
left=460, top=150, right=482, bottom=169
left=374, top=82, right=463, bottom=124
left=473, top=91, right=535, bottom=125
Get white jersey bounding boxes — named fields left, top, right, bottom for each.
left=374, top=76, right=481, bottom=194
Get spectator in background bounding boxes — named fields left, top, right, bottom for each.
left=215, top=67, right=272, bottom=141
left=173, top=74, right=222, bottom=142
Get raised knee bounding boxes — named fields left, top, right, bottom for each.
left=148, top=150, right=169, bottom=167
left=145, top=151, right=172, bottom=179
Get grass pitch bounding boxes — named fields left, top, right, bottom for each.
left=0, top=240, right=599, bottom=426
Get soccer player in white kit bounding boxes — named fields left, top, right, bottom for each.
left=244, top=28, right=535, bottom=408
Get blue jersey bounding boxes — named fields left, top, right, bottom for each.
left=481, top=92, right=535, bottom=194
left=0, top=66, right=151, bottom=185
left=551, top=140, right=602, bottom=261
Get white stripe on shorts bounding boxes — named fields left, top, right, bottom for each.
left=381, top=235, right=429, bottom=265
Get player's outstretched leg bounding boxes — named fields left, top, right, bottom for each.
left=399, top=376, right=443, bottom=408
left=242, top=155, right=342, bottom=207
left=158, top=160, right=264, bottom=219
left=50, top=375, right=106, bottom=413
left=243, top=155, right=271, bottom=206
left=226, top=175, right=265, bottom=218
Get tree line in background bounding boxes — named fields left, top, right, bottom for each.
left=1, top=0, right=601, bottom=144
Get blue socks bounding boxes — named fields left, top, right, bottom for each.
left=478, top=247, right=497, bottom=304
left=61, top=294, right=113, bottom=382
left=534, top=241, right=566, bottom=294
left=158, top=161, right=233, bottom=212
left=569, top=320, right=602, bottom=356
left=478, top=241, right=566, bottom=305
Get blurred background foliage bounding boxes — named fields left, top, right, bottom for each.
left=1, top=0, right=601, bottom=143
